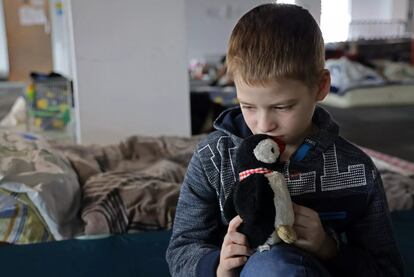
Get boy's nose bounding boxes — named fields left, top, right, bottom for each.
left=258, top=114, right=277, bottom=133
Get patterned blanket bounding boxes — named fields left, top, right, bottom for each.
left=52, top=135, right=204, bottom=235
left=362, top=147, right=414, bottom=211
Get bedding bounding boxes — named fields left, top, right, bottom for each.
left=326, top=57, right=386, bottom=94
left=0, top=130, right=413, bottom=245
left=362, top=147, right=414, bottom=211
left=322, top=82, right=414, bottom=108
left=0, top=190, right=53, bottom=243
left=51, top=134, right=203, bottom=235
left=323, top=57, right=414, bottom=108
left=0, top=131, right=82, bottom=241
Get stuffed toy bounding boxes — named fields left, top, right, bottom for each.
left=224, top=134, right=297, bottom=250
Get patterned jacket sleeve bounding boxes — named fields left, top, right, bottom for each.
left=326, top=168, right=405, bottom=276
left=166, top=150, right=222, bottom=277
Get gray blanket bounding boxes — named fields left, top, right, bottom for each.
left=53, top=135, right=204, bottom=235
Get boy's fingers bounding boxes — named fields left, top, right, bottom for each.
left=292, top=225, right=308, bottom=240
left=228, top=215, right=243, bottom=233
left=293, top=202, right=306, bottom=214
left=293, top=203, right=317, bottom=218
left=227, top=231, right=249, bottom=246
left=293, top=213, right=308, bottom=228
left=293, top=238, right=312, bottom=250
left=221, top=256, right=248, bottom=271
left=222, top=244, right=252, bottom=258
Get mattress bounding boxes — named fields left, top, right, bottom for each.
left=0, top=230, right=172, bottom=277
left=0, top=214, right=412, bottom=277
left=322, top=83, right=414, bottom=108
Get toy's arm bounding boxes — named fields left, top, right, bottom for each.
left=266, top=171, right=294, bottom=226
left=266, top=171, right=296, bottom=244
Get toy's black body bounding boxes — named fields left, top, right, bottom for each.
left=225, top=174, right=276, bottom=248
left=224, top=134, right=282, bottom=248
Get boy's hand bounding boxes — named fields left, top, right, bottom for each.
left=217, top=215, right=253, bottom=277
left=292, top=203, right=338, bottom=260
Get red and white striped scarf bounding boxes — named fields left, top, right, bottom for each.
left=239, top=168, right=273, bottom=181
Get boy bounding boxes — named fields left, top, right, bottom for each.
left=166, top=3, right=404, bottom=277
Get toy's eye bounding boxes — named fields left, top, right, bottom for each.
left=253, top=138, right=280, bottom=163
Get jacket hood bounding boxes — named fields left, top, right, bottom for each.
left=213, top=106, right=252, bottom=138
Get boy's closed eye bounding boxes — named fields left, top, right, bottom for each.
left=272, top=104, right=294, bottom=111
left=240, top=105, right=256, bottom=111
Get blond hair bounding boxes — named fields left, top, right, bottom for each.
left=226, top=3, right=325, bottom=88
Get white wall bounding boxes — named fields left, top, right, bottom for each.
left=350, top=0, right=390, bottom=21
left=68, top=0, right=190, bottom=144
left=0, top=0, right=9, bottom=78
left=392, top=0, right=409, bottom=20
left=350, top=0, right=408, bottom=21
left=348, top=0, right=409, bottom=39
left=49, top=0, right=72, bottom=79
left=185, top=0, right=267, bottom=63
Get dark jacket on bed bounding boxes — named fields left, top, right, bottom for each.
left=166, top=105, right=404, bottom=277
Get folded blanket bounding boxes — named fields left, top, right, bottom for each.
left=54, top=135, right=204, bottom=235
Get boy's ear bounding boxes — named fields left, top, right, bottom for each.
left=315, top=69, right=331, bottom=102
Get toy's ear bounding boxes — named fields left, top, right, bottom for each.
left=223, top=189, right=237, bottom=223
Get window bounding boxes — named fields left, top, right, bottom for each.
left=320, top=0, right=350, bottom=42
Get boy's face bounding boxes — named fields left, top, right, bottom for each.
left=235, top=74, right=329, bottom=148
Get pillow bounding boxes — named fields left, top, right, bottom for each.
left=0, top=131, right=82, bottom=241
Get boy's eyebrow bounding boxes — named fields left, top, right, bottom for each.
left=238, top=100, right=252, bottom=105
left=238, top=99, right=297, bottom=106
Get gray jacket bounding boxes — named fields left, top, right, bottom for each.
left=166, top=106, right=404, bottom=277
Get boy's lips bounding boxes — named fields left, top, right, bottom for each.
left=270, top=136, right=286, bottom=145
left=271, top=135, right=284, bottom=141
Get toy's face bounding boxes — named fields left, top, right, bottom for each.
left=253, top=138, right=280, bottom=164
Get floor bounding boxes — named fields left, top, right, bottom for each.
left=322, top=104, right=414, bottom=162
